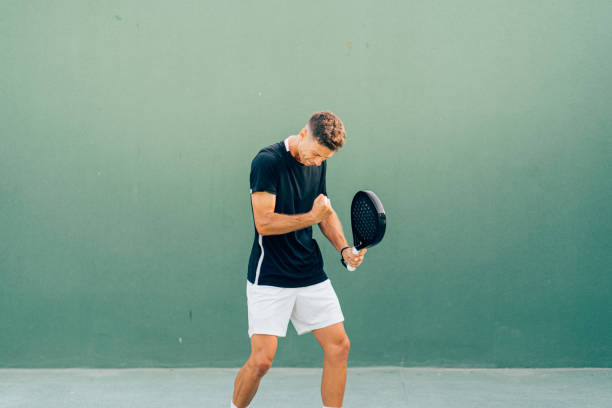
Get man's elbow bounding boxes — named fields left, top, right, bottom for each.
left=255, top=222, right=268, bottom=236
left=254, top=216, right=272, bottom=236
left=257, top=228, right=272, bottom=236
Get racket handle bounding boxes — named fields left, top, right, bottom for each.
left=346, top=247, right=358, bottom=271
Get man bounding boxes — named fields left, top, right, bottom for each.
left=231, top=111, right=367, bottom=408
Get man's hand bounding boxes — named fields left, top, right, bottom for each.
left=310, top=194, right=333, bottom=224
left=343, top=248, right=367, bottom=269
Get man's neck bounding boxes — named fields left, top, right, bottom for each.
left=288, top=135, right=301, bottom=162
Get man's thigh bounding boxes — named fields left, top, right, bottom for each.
left=312, top=321, right=349, bottom=351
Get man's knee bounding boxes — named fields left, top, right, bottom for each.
left=249, top=351, right=275, bottom=378
left=248, top=334, right=277, bottom=378
left=325, top=335, right=350, bottom=362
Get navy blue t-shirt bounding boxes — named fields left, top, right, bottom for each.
left=247, top=137, right=328, bottom=287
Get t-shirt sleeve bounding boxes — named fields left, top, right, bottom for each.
left=250, top=152, right=279, bottom=195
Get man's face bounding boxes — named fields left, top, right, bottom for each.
left=297, top=128, right=335, bottom=166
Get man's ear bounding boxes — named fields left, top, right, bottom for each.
left=299, top=128, right=307, bottom=139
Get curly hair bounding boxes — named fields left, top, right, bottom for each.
left=307, top=111, right=346, bottom=151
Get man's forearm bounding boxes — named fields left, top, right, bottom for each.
left=319, top=210, right=349, bottom=252
left=258, top=212, right=317, bottom=236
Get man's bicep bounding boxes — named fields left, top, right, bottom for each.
left=251, top=191, right=276, bottom=235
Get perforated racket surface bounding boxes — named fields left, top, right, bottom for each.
left=346, top=190, right=386, bottom=271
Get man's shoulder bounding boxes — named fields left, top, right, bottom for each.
left=251, top=141, right=284, bottom=166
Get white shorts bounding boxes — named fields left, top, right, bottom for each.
left=246, top=278, right=344, bottom=338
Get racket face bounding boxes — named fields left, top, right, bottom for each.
left=350, top=190, right=386, bottom=250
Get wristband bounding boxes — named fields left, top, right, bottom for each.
left=340, top=246, right=350, bottom=268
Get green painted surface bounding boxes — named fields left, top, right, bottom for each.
left=1, top=1, right=611, bottom=368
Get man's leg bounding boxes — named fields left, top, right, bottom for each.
left=232, top=334, right=278, bottom=408
left=312, top=322, right=350, bottom=408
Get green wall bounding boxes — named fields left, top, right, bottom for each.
left=1, top=0, right=611, bottom=368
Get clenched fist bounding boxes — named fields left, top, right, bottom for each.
left=343, top=247, right=367, bottom=269
left=310, top=194, right=333, bottom=223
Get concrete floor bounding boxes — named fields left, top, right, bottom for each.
left=1, top=367, right=611, bottom=408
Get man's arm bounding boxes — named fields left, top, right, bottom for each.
left=319, top=207, right=367, bottom=268
left=318, top=208, right=349, bottom=252
left=251, top=191, right=330, bottom=236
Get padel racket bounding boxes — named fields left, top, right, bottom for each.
left=343, top=190, right=386, bottom=271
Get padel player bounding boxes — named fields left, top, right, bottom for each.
left=231, top=111, right=367, bottom=408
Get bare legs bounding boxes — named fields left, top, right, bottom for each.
left=312, top=322, right=351, bottom=408
left=231, top=323, right=349, bottom=408
left=232, top=334, right=277, bottom=408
